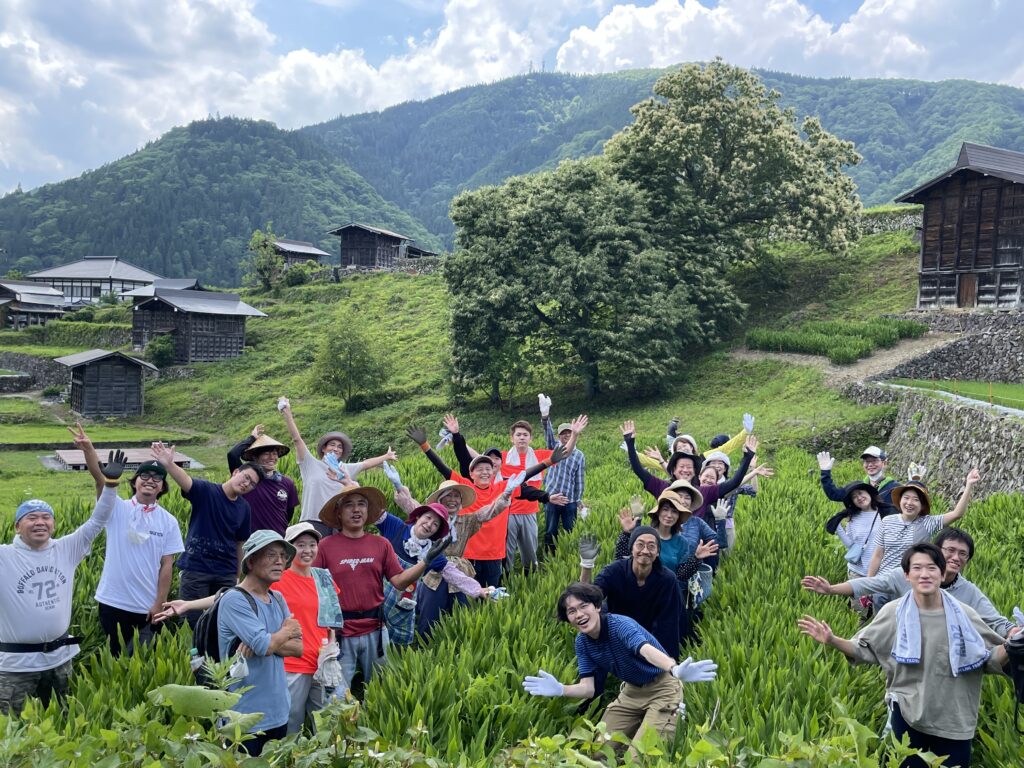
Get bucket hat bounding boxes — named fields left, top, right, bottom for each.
left=241, top=530, right=296, bottom=573
left=407, top=502, right=451, bottom=540
left=316, top=431, right=353, bottom=460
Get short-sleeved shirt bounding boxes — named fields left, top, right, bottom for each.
left=217, top=588, right=291, bottom=732
left=501, top=448, right=552, bottom=516
left=176, top=479, right=251, bottom=576
left=95, top=496, right=184, bottom=613
left=871, top=514, right=944, bottom=574
left=242, top=475, right=299, bottom=535
left=272, top=568, right=340, bottom=675
left=297, top=452, right=363, bottom=524
left=312, top=533, right=403, bottom=638
left=452, top=472, right=508, bottom=561
left=575, top=613, right=665, bottom=687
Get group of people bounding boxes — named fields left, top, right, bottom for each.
left=2, top=396, right=1021, bottom=766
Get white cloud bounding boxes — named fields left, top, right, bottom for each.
left=555, top=0, right=1024, bottom=83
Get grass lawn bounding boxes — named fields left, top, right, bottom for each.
left=0, top=342, right=90, bottom=357
left=1, top=423, right=197, bottom=447
left=890, top=378, right=1024, bottom=409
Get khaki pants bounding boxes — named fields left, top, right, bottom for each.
left=601, top=672, right=682, bottom=755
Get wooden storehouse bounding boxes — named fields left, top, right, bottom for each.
left=28, top=256, right=162, bottom=304
left=0, top=280, right=65, bottom=329
left=54, top=349, right=156, bottom=417
left=328, top=223, right=412, bottom=269
left=273, top=238, right=331, bottom=268
left=132, top=288, right=266, bottom=364
left=120, top=277, right=203, bottom=300
left=897, top=143, right=1024, bottom=309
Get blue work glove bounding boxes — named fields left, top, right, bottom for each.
left=381, top=461, right=403, bottom=492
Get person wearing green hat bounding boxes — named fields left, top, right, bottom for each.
left=218, top=529, right=304, bottom=756
left=68, top=423, right=184, bottom=657
left=0, top=449, right=125, bottom=715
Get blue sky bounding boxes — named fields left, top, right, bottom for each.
left=1, top=0, right=1022, bottom=193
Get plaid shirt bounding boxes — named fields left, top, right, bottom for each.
left=543, top=418, right=586, bottom=503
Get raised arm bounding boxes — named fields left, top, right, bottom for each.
left=227, top=425, right=262, bottom=473
left=817, top=451, right=846, bottom=502
left=408, top=425, right=454, bottom=481
left=621, top=421, right=657, bottom=484
left=151, top=441, right=191, bottom=493
left=278, top=397, right=311, bottom=463
left=941, top=468, right=980, bottom=526
left=716, top=436, right=756, bottom=496
left=360, top=446, right=398, bottom=472
left=67, top=422, right=105, bottom=499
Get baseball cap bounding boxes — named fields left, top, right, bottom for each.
left=861, top=446, right=887, bottom=460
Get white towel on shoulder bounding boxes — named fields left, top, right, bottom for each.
left=503, top=447, right=537, bottom=468
left=891, top=590, right=990, bottom=676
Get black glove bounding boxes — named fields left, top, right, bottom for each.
left=422, top=534, right=453, bottom=563
left=102, top=449, right=127, bottom=481
left=406, top=425, right=428, bottom=446
left=549, top=444, right=566, bottom=465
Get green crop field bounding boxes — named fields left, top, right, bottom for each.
left=890, top=378, right=1024, bottom=410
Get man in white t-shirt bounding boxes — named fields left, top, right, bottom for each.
left=278, top=396, right=396, bottom=536
left=0, top=453, right=124, bottom=715
left=69, top=424, right=185, bottom=656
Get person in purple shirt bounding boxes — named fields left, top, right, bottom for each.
left=151, top=441, right=260, bottom=629
left=227, top=425, right=299, bottom=536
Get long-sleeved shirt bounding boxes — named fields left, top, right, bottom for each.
left=624, top=435, right=753, bottom=524
left=542, top=418, right=585, bottom=503
left=0, top=486, right=116, bottom=672
left=820, top=469, right=898, bottom=511
left=848, top=569, right=1015, bottom=637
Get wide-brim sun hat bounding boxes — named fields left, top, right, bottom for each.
left=841, top=481, right=878, bottom=511
left=648, top=490, right=692, bottom=519
left=664, top=479, right=705, bottom=511
left=673, top=434, right=699, bottom=452
left=243, top=434, right=290, bottom=461
left=891, top=480, right=931, bottom=515
left=241, top=529, right=297, bottom=573
left=426, top=480, right=477, bottom=508
left=285, top=521, right=322, bottom=543
left=319, top=485, right=387, bottom=529
left=407, top=502, right=451, bottom=540
left=667, top=451, right=701, bottom=478
left=316, top=431, right=353, bottom=460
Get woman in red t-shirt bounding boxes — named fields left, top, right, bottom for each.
left=272, top=522, right=341, bottom=734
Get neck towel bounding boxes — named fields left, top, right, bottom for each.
left=504, top=446, right=537, bottom=469
left=311, top=567, right=344, bottom=629
left=891, top=590, right=990, bottom=676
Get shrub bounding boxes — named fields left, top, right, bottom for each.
left=312, top=322, right=391, bottom=404
left=41, top=384, right=62, bottom=397
left=146, top=334, right=176, bottom=368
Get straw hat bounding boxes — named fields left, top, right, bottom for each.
left=665, top=479, right=705, bottom=510
left=890, top=481, right=932, bottom=515
left=426, top=480, right=477, bottom=508
left=319, top=485, right=387, bottom=529
left=242, top=434, right=290, bottom=461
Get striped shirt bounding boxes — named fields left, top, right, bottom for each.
left=542, top=418, right=586, bottom=502
left=835, top=510, right=880, bottom=576
left=575, top=614, right=665, bottom=686
left=870, top=514, right=943, bottom=574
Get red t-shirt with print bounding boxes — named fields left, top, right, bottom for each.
left=312, top=533, right=402, bottom=638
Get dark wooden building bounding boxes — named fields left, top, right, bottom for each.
left=132, top=288, right=266, bottom=364
left=273, top=238, right=331, bottom=268
left=897, top=143, right=1024, bottom=309
left=0, top=280, right=65, bottom=328
left=28, top=256, right=162, bottom=304
left=328, top=223, right=412, bottom=269
left=120, top=277, right=203, bottom=300
left=54, top=349, right=156, bottom=417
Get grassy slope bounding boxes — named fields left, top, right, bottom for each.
left=891, top=378, right=1024, bottom=408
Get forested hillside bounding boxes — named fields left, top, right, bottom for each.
left=308, top=71, right=1024, bottom=240
left=3, top=68, right=1024, bottom=282
left=0, top=118, right=439, bottom=285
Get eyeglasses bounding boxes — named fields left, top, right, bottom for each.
left=137, top=472, right=162, bottom=482
left=632, top=542, right=659, bottom=553
left=940, top=546, right=970, bottom=562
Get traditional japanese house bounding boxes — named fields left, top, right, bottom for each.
left=131, top=288, right=266, bottom=364
left=0, top=280, right=65, bottom=328
left=54, top=349, right=156, bottom=417
left=28, top=256, right=162, bottom=304
left=120, top=278, right=203, bottom=300
left=273, top=238, right=331, bottom=268
left=328, top=223, right=412, bottom=269
left=897, top=142, right=1024, bottom=309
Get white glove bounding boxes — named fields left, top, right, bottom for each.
left=538, top=393, right=552, bottom=418
left=381, top=461, right=403, bottom=491
left=522, top=670, right=563, bottom=697
left=489, top=587, right=510, bottom=601
left=671, top=657, right=718, bottom=683
left=712, top=500, right=729, bottom=521
left=435, top=428, right=453, bottom=452
left=742, top=413, right=754, bottom=433
left=503, top=471, right=527, bottom=497
left=816, top=451, right=834, bottom=471
left=1013, top=606, right=1024, bottom=627
left=229, top=654, right=249, bottom=679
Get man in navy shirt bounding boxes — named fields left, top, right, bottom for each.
left=151, top=441, right=262, bottom=628
left=578, top=526, right=682, bottom=660
left=522, top=582, right=717, bottom=756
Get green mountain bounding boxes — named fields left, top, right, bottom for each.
left=0, top=118, right=440, bottom=285
left=305, top=70, right=1024, bottom=240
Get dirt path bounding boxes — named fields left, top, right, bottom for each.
left=730, top=332, right=958, bottom=389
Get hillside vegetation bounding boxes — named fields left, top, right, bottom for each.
left=3, top=69, right=1024, bottom=282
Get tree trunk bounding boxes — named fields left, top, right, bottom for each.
left=490, top=378, right=500, bottom=405
left=580, top=349, right=600, bottom=399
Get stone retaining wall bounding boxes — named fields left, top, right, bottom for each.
left=874, top=326, right=1024, bottom=384
left=0, top=352, right=69, bottom=389
left=894, top=309, right=1024, bottom=334
left=844, top=382, right=1024, bottom=502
